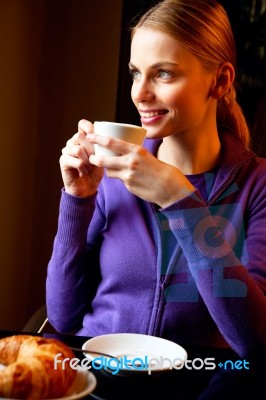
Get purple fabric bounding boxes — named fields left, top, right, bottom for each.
left=46, top=131, right=266, bottom=357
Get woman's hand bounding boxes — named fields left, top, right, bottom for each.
left=60, top=120, right=104, bottom=197
left=87, top=133, right=195, bottom=208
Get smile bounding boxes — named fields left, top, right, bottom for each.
left=139, top=110, right=167, bottom=118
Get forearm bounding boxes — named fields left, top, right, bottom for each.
left=46, top=190, right=97, bottom=333
left=46, top=242, right=90, bottom=333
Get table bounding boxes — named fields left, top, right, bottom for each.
left=0, top=330, right=264, bottom=399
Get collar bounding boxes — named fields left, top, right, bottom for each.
left=143, top=132, right=255, bottom=203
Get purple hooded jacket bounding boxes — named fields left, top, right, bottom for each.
left=46, top=131, right=266, bottom=357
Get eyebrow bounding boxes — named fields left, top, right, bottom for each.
left=128, top=61, right=179, bottom=69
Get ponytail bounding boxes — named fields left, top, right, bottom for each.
left=217, top=85, right=251, bottom=149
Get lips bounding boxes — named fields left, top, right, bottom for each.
left=139, top=110, right=167, bottom=118
left=139, top=109, right=168, bottom=124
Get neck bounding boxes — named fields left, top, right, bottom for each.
left=157, top=129, right=221, bottom=175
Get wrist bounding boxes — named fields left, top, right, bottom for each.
left=64, top=186, right=97, bottom=198
left=158, top=177, right=195, bottom=209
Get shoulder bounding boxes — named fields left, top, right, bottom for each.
left=247, top=155, right=266, bottom=180
left=220, top=131, right=266, bottom=183
left=244, top=156, right=266, bottom=210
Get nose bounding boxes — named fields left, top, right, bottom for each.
left=131, top=78, right=155, bottom=104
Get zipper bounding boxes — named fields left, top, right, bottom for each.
left=148, top=204, right=167, bottom=336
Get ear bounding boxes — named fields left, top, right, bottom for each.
left=209, top=62, right=235, bottom=100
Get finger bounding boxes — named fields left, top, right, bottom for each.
left=89, top=153, right=125, bottom=170
left=86, top=133, right=136, bottom=155
left=67, top=130, right=88, bottom=145
left=89, top=144, right=146, bottom=171
left=66, top=132, right=84, bottom=148
left=78, top=119, right=94, bottom=134
left=62, top=144, right=92, bottom=169
left=66, top=133, right=95, bottom=158
left=60, top=153, right=89, bottom=177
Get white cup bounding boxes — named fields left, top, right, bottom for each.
left=93, top=121, right=147, bottom=156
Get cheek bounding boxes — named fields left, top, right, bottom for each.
left=168, top=83, right=206, bottom=111
left=160, top=81, right=190, bottom=107
left=164, top=91, right=189, bottom=111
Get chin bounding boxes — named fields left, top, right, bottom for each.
left=144, top=128, right=171, bottom=140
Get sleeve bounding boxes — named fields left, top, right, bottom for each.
left=46, top=189, right=104, bottom=333
left=159, top=189, right=266, bottom=358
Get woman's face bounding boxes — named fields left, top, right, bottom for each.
left=130, top=27, right=217, bottom=140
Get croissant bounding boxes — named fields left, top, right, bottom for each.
left=0, top=335, right=77, bottom=399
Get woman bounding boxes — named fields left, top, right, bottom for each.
left=46, top=0, right=266, bottom=360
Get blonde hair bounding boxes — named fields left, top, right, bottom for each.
left=131, top=0, right=250, bottom=148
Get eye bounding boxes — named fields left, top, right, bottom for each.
left=158, top=70, right=173, bottom=79
left=129, top=69, right=141, bottom=81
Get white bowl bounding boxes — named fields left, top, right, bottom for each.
left=0, top=364, right=97, bottom=400
left=82, top=333, right=187, bottom=376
